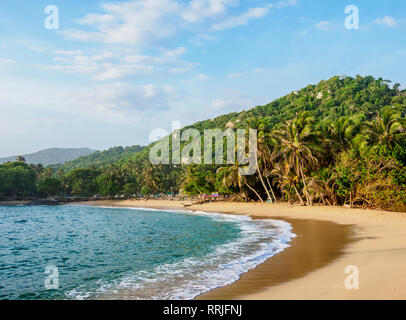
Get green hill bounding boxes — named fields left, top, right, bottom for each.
left=49, top=145, right=145, bottom=171
left=182, top=75, right=404, bottom=132
left=125, top=75, right=405, bottom=163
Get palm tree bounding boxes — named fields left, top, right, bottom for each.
left=273, top=112, right=319, bottom=205
left=217, top=163, right=264, bottom=203
left=141, top=162, right=159, bottom=197
left=271, top=162, right=303, bottom=205
left=306, top=168, right=337, bottom=206
left=245, top=118, right=274, bottom=203
left=363, top=107, right=405, bottom=150
left=326, top=116, right=356, bottom=153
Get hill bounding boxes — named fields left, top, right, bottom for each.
left=182, top=75, right=404, bottom=132
left=49, top=145, right=145, bottom=171
left=0, top=148, right=96, bottom=166
left=124, top=75, right=405, bottom=163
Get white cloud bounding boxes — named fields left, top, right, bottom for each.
left=90, top=83, right=174, bottom=112
left=273, top=0, right=298, bottom=8
left=42, top=46, right=197, bottom=80
left=212, top=6, right=270, bottom=31
left=0, top=58, right=16, bottom=65
left=374, top=16, right=398, bottom=28
left=161, top=46, right=187, bottom=58
left=62, top=0, right=181, bottom=45
left=52, top=50, right=84, bottom=55
left=181, top=0, right=237, bottom=23
left=62, top=0, right=298, bottom=46
left=315, top=21, right=330, bottom=30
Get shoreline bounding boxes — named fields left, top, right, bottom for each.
left=73, top=200, right=406, bottom=300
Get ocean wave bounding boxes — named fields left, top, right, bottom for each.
left=65, top=207, right=296, bottom=300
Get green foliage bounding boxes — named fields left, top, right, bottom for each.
left=336, top=146, right=406, bottom=211
left=181, top=165, right=216, bottom=196
left=0, top=162, right=37, bottom=199
left=65, top=168, right=101, bottom=196
left=49, top=145, right=145, bottom=172
left=37, top=178, right=63, bottom=196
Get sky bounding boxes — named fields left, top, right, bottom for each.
left=0, top=0, right=405, bottom=156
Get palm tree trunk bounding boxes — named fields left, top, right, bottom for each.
left=265, top=175, right=277, bottom=202
left=292, top=183, right=305, bottom=206
left=256, top=161, right=272, bottom=203
left=299, top=163, right=312, bottom=206
left=350, top=190, right=353, bottom=208
left=244, top=181, right=264, bottom=203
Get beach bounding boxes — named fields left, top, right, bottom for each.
left=76, top=200, right=406, bottom=300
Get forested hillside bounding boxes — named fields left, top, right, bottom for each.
left=2, top=76, right=405, bottom=211
left=48, top=145, right=145, bottom=171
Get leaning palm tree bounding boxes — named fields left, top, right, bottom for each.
left=271, top=162, right=304, bottom=205
left=245, top=118, right=273, bottom=203
left=363, top=107, right=405, bottom=150
left=306, top=168, right=337, bottom=206
left=273, top=112, right=320, bottom=205
left=217, top=163, right=264, bottom=203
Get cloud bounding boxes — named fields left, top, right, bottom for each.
left=62, top=0, right=298, bottom=46
left=374, top=16, right=398, bottom=28
left=0, top=58, right=16, bottom=65
left=212, top=6, right=270, bottom=31
left=52, top=50, right=84, bottom=55
left=39, top=83, right=176, bottom=124
left=90, top=83, right=174, bottom=112
left=314, top=21, right=330, bottom=30
left=42, top=46, right=197, bottom=80
left=181, top=0, right=237, bottom=23
left=62, top=0, right=181, bottom=45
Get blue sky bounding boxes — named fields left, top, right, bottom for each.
left=0, top=0, right=405, bottom=156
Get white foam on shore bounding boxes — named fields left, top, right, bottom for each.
left=66, top=206, right=296, bottom=300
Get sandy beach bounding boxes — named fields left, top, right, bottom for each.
left=75, top=200, right=406, bottom=300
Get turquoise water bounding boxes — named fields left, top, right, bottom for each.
left=0, top=205, right=294, bottom=300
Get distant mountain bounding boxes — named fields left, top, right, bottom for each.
left=0, top=148, right=96, bottom=166
left=48, top=145, right=145, bottom=171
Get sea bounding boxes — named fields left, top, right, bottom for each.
left=0, top=205, right=295, bottom=300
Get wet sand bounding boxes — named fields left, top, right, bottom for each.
left=74, top=200, right=406, bottom=300
left=197, top=218, right=354, bottom=299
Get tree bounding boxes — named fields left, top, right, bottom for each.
left=273, top=112, right=320, bottom=205
left=65, top=168, right=100, bottom=196
left=271, top=162, right=303, bottom=205
left=37, top=177, right=63, bottom=196
left=363, top=107, right=405, bottom=150
left=326, top=116, right=357, bottom=153
left=245, top=118, right=275, bottom=203
left=217, top=163, right=264, bottom=203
